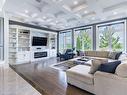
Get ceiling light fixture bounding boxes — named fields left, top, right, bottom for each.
left=74, top=1, right=78, bottom=5
left=113, top=11, right=118, bottom=15
left=25, top=10, right=29, bottom=14
left=84, top=10, right=88, bottom=14
left=56, top=20, right=58, bottom=23
left=42, top=16, right=47, bottom=19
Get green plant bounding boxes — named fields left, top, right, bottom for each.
left=82, top=32, right=92, bottom=50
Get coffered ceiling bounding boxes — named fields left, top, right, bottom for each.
left=3, top=0, right=127, bottom=30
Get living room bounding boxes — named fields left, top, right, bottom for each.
left=1, top=0, right=127, bottom=95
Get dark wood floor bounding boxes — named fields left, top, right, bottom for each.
left=10, top=58, right=93, bottom=95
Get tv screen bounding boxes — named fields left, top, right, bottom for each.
left=32, top=36, right=47, bottom=46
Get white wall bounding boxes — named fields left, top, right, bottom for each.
left=0, top=11, right=9, bottom=64
left=0, top=0, right=6, bottom=11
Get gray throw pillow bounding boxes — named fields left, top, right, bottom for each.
left=108, top=52, right=118, bottom=60
left=89, top=59, right=108, bottom=74
left=118, top=53, right=127, bottom=61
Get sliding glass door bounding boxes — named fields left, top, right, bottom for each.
left=0, top=18, right=4, bottom=61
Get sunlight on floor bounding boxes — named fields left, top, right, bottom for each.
left=0, top=64, right=41, bottom=95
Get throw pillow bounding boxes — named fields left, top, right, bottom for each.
left=98, top=61, right=121, bottom=74
left=115, top=63, right=127, bottom=78
left=118, top=53, right=127, bottom=61
left=108, top=52, right=122, bottom=60
left=108, top=52, right=117, bottom=60
left=89, top=59, right=108, bottom=74
left=79, top=51, right=85, bottom=56
left=115, top=52, right=122, bottom=60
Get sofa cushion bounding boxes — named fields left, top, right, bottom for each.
left=115, top=63, right=127, bottom=78
left=84, top=51, right=109, bottom=58
left=89, top=59, right=108, bottom=74
left=66, top=65, right=94, bottom=85
left=98, top=61, right=121, bottom=73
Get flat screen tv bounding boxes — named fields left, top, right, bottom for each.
left=32, top=36, right=47, bottom=46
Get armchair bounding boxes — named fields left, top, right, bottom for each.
left=58, top=49, right=75, bottom=61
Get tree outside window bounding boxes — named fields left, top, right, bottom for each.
left=74, top=28, right=92, bottom=51
left=98, top=22, right=125, bottom=51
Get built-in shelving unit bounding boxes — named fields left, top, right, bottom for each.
left=49, top=34, right=57, bottom=57
left=9, top=26, right=31, bottom=65
left=9, top=25, right=57, bottom=65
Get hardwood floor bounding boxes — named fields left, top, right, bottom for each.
left=10, top=58, right=93, bottom=95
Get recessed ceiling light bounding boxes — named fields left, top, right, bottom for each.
left=25, top=10, right=29, bottom=14
left=113, top=12, right=118, bottom=15
left=55, top=20, right=59, bottom=23
left=42, top=16, right=47, bottom=19
left=74, top=1, right=78, bottom=5
left=84, top=10, right=88, bottom=14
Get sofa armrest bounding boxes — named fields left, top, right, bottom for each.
left=94, top=71, right=127, bottom=95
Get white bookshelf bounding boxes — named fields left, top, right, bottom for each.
left=9, top=26, right=30, bottom=65
left=49, top=34, right=57, bottom=57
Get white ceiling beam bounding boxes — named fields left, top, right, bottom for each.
left=86, top=0, right=104, bottom=18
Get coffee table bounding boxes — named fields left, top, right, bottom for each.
left=70, top=57, right=92, bottom=66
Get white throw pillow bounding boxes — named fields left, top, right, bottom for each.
left=118, top=53, right=127, bottom=61
left=89, top=59, right=108, bottom=74
left=115, top=63, right=127, bottom=78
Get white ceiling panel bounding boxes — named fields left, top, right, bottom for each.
left=3, top=0, right=127, bottom=30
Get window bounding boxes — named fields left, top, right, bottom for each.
left=59, top=30, right=72, bottom=53
left=74, top=27, right=93, bottom=51
left=0, top=18, right=4, bottom=61
left=96, top=21, right=126, bottom=51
